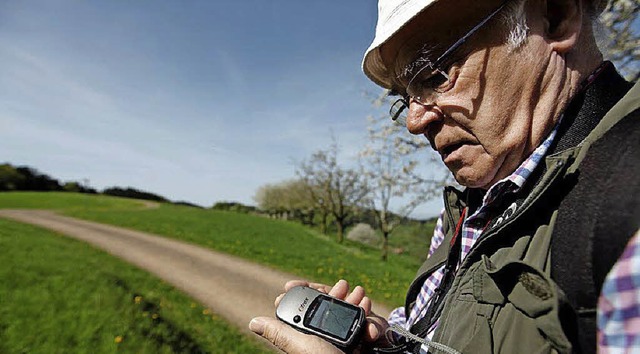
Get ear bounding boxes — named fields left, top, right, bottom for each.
left=543, top=0, right=583, bottom=53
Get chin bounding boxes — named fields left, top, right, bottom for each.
left=452, top=168, right=495, bottom=190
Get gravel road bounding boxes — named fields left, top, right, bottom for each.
left=0, top=209, right=390, bottom=340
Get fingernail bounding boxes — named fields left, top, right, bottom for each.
left=249, top=318, right=265, bottom=335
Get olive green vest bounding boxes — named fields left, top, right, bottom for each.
left=405, top=80, right=640, bottom=354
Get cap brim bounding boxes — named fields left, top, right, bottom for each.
left=362, top=0, right=439, bottom=89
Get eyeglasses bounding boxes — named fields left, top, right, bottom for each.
left=390, top=0, right=511, bottom=126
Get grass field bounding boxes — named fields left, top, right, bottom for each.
left=0, top=191, right=143, bottom=211
left=0, top=191, right=437, bottom=353
left=0, top=192, right=429, bottom=307
left=0, top=217, right=271, bottom=354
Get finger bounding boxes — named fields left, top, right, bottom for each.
left=308, top=282, right=332, bottom=293
left=345, top=285, right=365, bottom=305
left=364, top=314, right=389, bottom=342
left=284, top=280, right=310, bottom=291
left=328, top=279, right=349, bottom=299
left=359, top=295, right=372, bottom=314
left=274, top=293, right=285, bottom=307
left=365, top=321, right=385, bottom=342
left=250, top=317, right=302, bottom=353
left=284, top=280, right=332, bottom=294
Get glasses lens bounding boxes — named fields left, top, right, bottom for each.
left=407, top=66, right=451, bottom=104
left=389, top=98, right=408, bottom=126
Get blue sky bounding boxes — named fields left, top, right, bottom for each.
left=0, top=1, right=445, bottom=217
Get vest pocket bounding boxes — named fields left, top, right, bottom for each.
left=467, top=256, right=572, bottom=353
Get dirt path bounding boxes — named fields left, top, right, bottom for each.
left=0, top=209, right=390, bottom=338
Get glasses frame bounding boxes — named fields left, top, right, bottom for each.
left=390, top=0, right=511, bottom=125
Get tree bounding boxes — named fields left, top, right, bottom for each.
left=62, top=181, right=97, bottom=194
left=254, top=182, right=286, bottom=218
left=0, top=163, right=97, bottom=193
left=361, top=92, right=449, bottom=260
left=254, top=179, right=316, bottom=222
left=62, top=181, right=83, bottom=193
left=284, top=179, right=318, bottom=225
left=296, top=178, right=331, bottom=234
left=599, top=0, right=640, bottom=81
left=211, top=201, right=255, bottom=213
left=14, top=166, right=62, bottom=191
left=296, top=139, right=369, bottom=243
left=102, top=187, right=167, bottom=202
left=0, top=163, right=25, bottom=191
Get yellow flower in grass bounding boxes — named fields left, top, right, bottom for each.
left=190, top=302, right=197, bottom=308
left=152, top=313, right=159, bottom=319
left=202, top=308, right=211, bottom=315
left=134, top=296, right=142, bottom=304
left=114, top=336, right=123, bottom=344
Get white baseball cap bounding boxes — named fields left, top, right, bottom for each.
left=361, top=0, right=608, bottom=89
left=362, top=0, right=441, bottom=89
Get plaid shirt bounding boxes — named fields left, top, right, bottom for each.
left=388, top=122, right=561, bottom=347
left=386, top=62, right=633, bottom=352
left=597, top=230, right=640, bottom=352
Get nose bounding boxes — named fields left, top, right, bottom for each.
left=406, top=99, right=443, bottom=135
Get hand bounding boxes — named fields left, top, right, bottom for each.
left=249, top=279, right=390, bottom=353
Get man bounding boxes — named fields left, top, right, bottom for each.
left=250, top=0, right=639, bottom=352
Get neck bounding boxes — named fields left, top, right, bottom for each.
left=521, top=39, right=602, bottom=154
left=482, top=40, right=601, bottom=190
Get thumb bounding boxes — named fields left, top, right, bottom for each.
left=249, top=317, right=342, bottom=354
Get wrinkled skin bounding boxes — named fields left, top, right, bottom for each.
left=249, top=0, right=603, bottom=352
left=388, top=0, right=589, bottom=190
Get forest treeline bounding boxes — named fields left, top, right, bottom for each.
left=0, top=163, right=170, bottom=203
left=1, top=162, right=436, bottom=260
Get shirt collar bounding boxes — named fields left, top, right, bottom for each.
left=481, top=118, right=561, bottom=206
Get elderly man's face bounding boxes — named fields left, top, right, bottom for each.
left=383, top=0, right=559, bottom=189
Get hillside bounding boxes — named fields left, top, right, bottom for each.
left=0, top=192, right=425, bottom=307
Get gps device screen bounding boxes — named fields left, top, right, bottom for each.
left=306, top=296, right=359, bottom=341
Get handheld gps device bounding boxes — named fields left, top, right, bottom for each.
left=276, top=286, right=366, bottom=349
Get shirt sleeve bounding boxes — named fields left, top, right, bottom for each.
left=388, top=209, right=447, bottom=326
left=428, top=209, right=446, bottom=257
left=387, top=306, right=407, bottom=327
left=597, top=229, right=640, bottom=352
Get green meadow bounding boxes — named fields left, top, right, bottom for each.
left=0, top=217, right=271, bottom=354
left=0, top=191, right=434, bottom=353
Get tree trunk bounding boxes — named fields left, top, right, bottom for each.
left=336, top=220, right=344, bottom=243
left=381, top=232, right=389, bottom=261
left=321, top=212, right=328, bottom=234
left=306, top=209, right=315, bottom=226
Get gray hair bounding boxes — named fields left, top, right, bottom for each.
left=502, top=0, right=604, bottom=53
left=396, top=0, right=532, bottom=82
left=501, top=0, right=530, bottom=50
left=395, top=0, right=607, bottom=83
